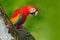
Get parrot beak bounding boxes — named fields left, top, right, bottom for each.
left=31, top=11, right=38, bottom=16
left=34, top=11, right=38, bottom=16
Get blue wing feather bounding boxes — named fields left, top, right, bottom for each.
left=14, top=14, right=23, bottom=26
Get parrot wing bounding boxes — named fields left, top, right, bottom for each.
left=10, top=13, right=23, bottom=26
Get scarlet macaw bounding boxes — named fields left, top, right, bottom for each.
left=10, top=5, right=38, bottom=29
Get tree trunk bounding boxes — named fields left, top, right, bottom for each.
left=0, top=5, right=22, bottom=40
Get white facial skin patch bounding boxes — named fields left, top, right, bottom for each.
left=30, top=8, right=36, bottom=13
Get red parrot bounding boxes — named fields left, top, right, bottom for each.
left=10, top=5, right=38, bottom=29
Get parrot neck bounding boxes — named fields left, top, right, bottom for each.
left=19, top=6, right=30, bottom=16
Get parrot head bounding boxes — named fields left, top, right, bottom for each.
left=27, top=5, right=38, bottom=16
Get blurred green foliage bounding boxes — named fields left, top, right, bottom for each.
left=0, top=0, right=59, bottom=40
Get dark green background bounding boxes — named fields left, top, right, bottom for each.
left=0, top=0, right=59, bottom=40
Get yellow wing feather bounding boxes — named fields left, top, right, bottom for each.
left=10, top=14, right=20, bottom=24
